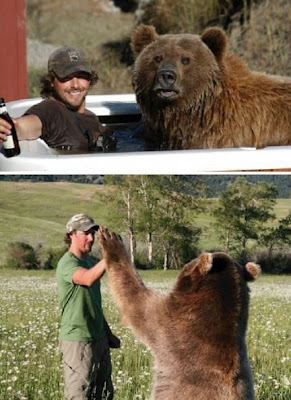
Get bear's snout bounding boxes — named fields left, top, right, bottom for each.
left=154, top=66, right=179, bottom=100
left=156, top=68, right=177, bottom=88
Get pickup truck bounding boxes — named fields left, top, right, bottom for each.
left=1, top=94, right=290, bottom=173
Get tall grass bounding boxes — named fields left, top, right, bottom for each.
left=228, top=0, right=291, bottom=76
left=141, top=0, right=231, bottom=33
left=0, top=270, right=290, bottom=399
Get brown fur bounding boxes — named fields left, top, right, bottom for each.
left=131, top=25, right=291, bottom=150
left=99, top=229, right=260, bottom=400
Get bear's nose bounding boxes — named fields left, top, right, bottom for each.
left=157, top=69, right=177, bottom=87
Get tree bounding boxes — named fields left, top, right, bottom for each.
left=213, top=177, right=277, bottom=263
left=104, top=175, right=207, bottom=269
left=262, top=212, right=291, bottom=256
left=135, top=175, right=162, bottom=268
left=5, top=242, right=39, bottom=269
left=154, top=176, right=207, bottom=269
left=105, top=176, right=140, bottom=265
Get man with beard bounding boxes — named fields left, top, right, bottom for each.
left=56, top=214, right=120, bottom=399
left=0, top=46, right=115, bottom=152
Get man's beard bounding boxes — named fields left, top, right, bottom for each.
left=52, top=88, right=84, bottom=111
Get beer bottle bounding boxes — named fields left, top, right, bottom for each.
left=0, top=98, right=21, bottom=157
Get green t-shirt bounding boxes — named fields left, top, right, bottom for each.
left=56, top=251, right=105, bottom=342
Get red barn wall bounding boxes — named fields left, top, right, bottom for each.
left=0, top=0, right=28, bottom=101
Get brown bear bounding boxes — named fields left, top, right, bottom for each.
left=131, top=24, right=291, bottom=150
left=98, top=228, right=260, bottom=400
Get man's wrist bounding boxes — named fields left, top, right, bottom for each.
left=97, top=259, right=106, bottom=275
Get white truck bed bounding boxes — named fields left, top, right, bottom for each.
left=1, top=94, right=290, bottom=174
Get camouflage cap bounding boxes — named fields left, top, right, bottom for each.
left=66, top=214, right=99, bottom=233
left=48, top=46, right=91, bottom=79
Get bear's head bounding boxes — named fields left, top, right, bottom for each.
left=171, top=252, right=260, bottom=338
left=131, top=25, right=228, bottom=108
left=175, top=252, right=260, bottom=287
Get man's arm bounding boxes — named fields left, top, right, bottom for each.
left=0, top=114, right=42, bottom=141
left=72, top=259, right=106, bottom=287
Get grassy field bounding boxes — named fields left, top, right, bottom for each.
left=0, top=180, right=290, bottom=266
left=1, top=180, right=291, bottom=266
left=0, top=269, right=290, bottom=399
left=0, top=181, right=114, bottom=265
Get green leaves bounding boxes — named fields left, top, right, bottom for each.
left=213, top=177, right=278, bottom=263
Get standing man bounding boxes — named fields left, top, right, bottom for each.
left=56, top=214, right=120, bottom=399
left=0, top=46, right=115, bottom=152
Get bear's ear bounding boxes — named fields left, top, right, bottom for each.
left=201, top=27, right=227, bottom=63
left=197, top=253, right=213, bottom=275
left=131, top=24, right=159, bottom=56
left=244, top=262, right=261, bottom=281
left=182, top=253, right=213, bottom=278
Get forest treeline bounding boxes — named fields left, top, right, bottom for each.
left=1, top=175, right=291, bottom=198
left=2, top=176, right=291, bottom=273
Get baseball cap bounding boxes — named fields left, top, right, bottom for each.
left=48, top=46, right=92, bottom=79
left=66, top=214, right=99, bottom=233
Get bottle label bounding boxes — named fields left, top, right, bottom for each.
left=2, top=134, right=15, bottom=149
left=0, top=105, right=8, bottom=114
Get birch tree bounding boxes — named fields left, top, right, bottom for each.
left=104, top=176, right=140, bottom=265
left=213, top=177, right=277, bottom=263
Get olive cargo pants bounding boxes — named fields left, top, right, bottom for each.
left=59, top=337, right=113, bottom=400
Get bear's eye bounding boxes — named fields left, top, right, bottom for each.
left=153, top=55, right=163, bottom=64
left=181, top=56, right=190, bottom=65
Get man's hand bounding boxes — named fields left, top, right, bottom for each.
left=0, top=117, right=15, bottom=141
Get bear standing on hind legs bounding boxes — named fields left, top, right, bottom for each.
left=98, top=227, right=260, bottom=400
left=131, top=24, right=291, bottom=150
